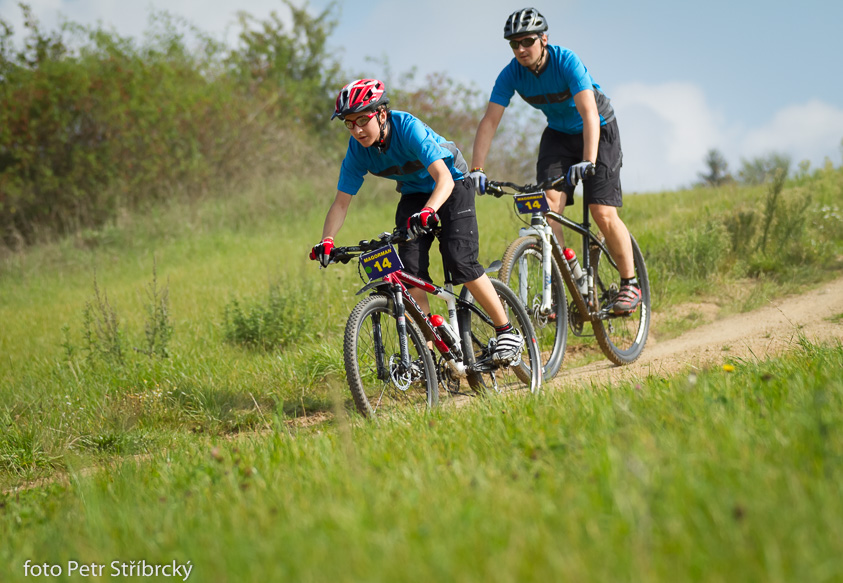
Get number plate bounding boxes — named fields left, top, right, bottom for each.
left=360, top=244, right=404, bottom=281
left=514, top=192, right=549, bottom=214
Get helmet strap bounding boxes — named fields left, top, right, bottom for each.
left=374, top=109, right=389, bottom=153
left=532, top=42, right=547, bottom=75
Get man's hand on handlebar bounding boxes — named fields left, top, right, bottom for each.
left=565, top=161, right=596, bottom=187
left=469, top=168, right=487, bottom=195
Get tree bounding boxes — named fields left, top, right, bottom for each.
left=697, top=148, right=733, bottom=187
left=738, top=152, right=791, bottom=185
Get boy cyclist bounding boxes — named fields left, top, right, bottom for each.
left=469, top=7, right=641, bottom=314
left=309, top=79, right=523, bottom=364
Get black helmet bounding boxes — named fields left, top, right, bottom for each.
left=504, top=7, right=548, bottom=39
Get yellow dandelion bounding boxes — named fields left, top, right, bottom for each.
left=723, top=364, right=735, bottom=372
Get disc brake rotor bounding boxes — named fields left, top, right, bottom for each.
left=389, top=354, right=423, bottom=391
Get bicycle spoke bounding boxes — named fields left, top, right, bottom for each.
left=590, top=235, right=651, bottom=364
left=344, top=295, right=437, bottom=417
left=499, top=236, right=568, bottom=380
left=458, top=278, right=541, bottom=394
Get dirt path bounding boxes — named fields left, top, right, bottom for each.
left=553, top=276, right=843, bottom=388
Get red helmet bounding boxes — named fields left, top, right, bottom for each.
left=332, top=79, right=389, bottom=120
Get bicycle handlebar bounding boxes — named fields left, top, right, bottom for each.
left=485, top=175, right=567, bottom=197
left=329, top=229, right=411, bottom=264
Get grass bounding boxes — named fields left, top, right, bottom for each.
left=2, top=340, right=842, bottom=581
left=1, top=167, right=842, bottom=488
left=0, top=163, right=842, bottom=579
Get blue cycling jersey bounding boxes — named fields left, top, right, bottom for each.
left=337, top=110, right=468, bottom=196
left=490, top=44, right=614, bottom=134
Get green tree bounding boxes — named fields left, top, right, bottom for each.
left=738, top=151, right=791, bottom=185
left=697, top=148, right=733, bottom=187
left=227, top=0, right=341, bottom=133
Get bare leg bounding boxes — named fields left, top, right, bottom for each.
left=589, top=203, right=634, bottom=278
left=408, top=286, right=431, bottom=317
left=462, top=273, right=508, bottom=327
left=544, top=188, right=568, bottom=247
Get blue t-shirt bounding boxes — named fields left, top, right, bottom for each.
left=337, top=110, right=468, bottom=196
left=490, top=44, right=614, bottom=134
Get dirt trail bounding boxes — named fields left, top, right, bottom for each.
left=552, top=276, right=843, bottom=388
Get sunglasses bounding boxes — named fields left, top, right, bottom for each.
left=508, top=36, right=541, bottom=49
left=343, top=111, right=378, bottom=129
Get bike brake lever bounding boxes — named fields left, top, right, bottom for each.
left=544, top=175, right=567, bottom=191
left=486, top=185, right=505, bottom=198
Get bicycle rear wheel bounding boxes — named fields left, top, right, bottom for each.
left=499, top=235, right=568, bottom=380
left=344, top=294, right=438, bottom=417
left=590, top=233, right=651, bottom=365
left=457, top=278, right=541, bottom=395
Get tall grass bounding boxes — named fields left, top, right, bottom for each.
left=1, top=162, right=842, bottom=487
left=629, top=161, right=843, bottom=308
left=2, top=341, right=841, bottom=581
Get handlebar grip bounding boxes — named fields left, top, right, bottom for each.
left=543, top=175, right=567, bottom=190
left=485, top=184, right=504, bottom=197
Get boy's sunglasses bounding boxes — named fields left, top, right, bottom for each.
left=508, top=36, right=540, bottom=49
left=343, top=111, right=377, bottom=129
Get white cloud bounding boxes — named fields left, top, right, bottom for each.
left=612, top=82, right=730, bottom=192
left=739, top=100, right=843, bottom=169
left=611, top=82, right=843, bottom=193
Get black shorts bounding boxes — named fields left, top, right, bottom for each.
left=394, top=178, right=485, bottom=285
left=536, top=118, right=624, bottom=207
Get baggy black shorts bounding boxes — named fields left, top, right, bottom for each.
left=394, top=177, right=485, bottom=285
left=536, top=118, right=624, bottom=207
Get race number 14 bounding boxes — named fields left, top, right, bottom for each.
left=360, top=244, right=404, bottom=281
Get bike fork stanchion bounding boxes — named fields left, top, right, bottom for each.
left=390, top=281, right=413, bottom=370
left=538, top=219, right=554, bottom=315
left=371, top=312, right=389, bottom=381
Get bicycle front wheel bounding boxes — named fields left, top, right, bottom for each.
left=457, top=278, right=541, bottom=395
left=343, top=294, right=438, bottom=418
left=499, top=235, right=568, bottom=381
left=590, top=233, right=651, bottom=365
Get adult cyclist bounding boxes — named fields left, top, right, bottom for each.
left=469, top=7, right=641, bottom=314
left=309, top=79, right=524, bottom=364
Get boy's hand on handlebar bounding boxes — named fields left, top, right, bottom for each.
left=469, top=168, right=487, bottom=195
left=407, top=207, right=439, bottom=240
left=566, top=161, right=595, bottom=187
left=309, top=237, right=334, bottom=267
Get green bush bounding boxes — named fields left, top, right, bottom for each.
left=0, top=2, right=341, bottom=248
left=222, top=283, right=314, bottom=351
left=654, top=219, right=730, bottom=280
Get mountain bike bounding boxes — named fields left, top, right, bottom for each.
left=486, top=176, right=651, bottom=374
left=327, top=228, right=541, bottom=418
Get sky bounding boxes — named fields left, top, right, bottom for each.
left=2, top=0, right=842, bottom=193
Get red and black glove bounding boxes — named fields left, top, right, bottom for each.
left=407, top=207, right=439, bottom=240
left=309, top=237, right=334, bottom=267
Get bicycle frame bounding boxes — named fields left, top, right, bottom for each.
left=509, top=188, right=618, bottom=323
left=356, top=268, right=488, bottom=378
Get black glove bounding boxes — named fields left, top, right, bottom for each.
left=407, top=207, right=439, bottom=239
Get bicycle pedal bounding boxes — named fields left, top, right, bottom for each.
left=468, top=358, right=496, bottom=374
